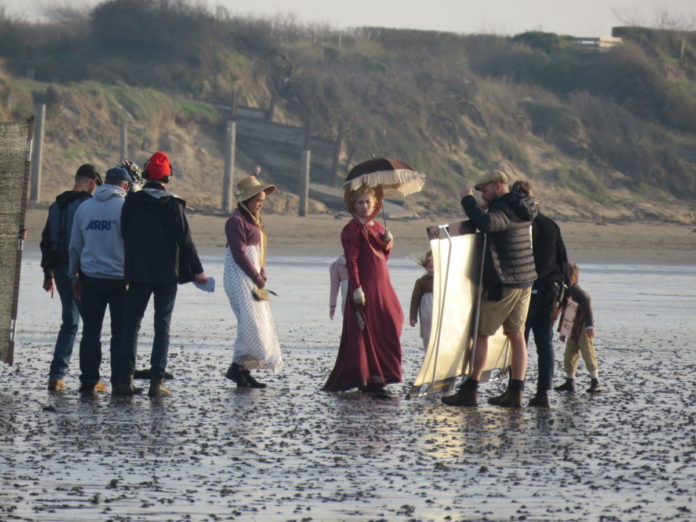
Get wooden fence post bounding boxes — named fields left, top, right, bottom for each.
left=299, top=123, right=311, bottom=217
left=29, top=103, right=45, bottom=202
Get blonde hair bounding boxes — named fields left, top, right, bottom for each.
left=417, top=249, right=433, bottom=268
left=343, top=183, right=382, bottom=213
left=567, top=262, right=579, bottom=282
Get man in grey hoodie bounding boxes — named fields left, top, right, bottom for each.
left=68, top=167, right=131, bottom=395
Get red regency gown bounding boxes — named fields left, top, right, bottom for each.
left=323, top=217, right=404, bottom=391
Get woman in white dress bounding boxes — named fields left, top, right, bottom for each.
left=223, top=175, right=282, bottom=388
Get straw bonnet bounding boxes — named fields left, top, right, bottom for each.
left=235, top=175, right=276, bottom=202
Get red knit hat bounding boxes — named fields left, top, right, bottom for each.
left=144, top=151, right=172, bottom=180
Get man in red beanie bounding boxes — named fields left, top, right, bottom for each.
left=113, top=151, right=207, bottom=398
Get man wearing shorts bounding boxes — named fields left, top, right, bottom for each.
left=442, top=170, right=538, bottom=407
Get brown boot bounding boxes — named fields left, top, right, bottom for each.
left=442, top=379, right=478, bottom=407
left=488, top=383, right=510, bottom=405
left=48, top=378, right=65, bottom=392
left=148, top=379, right=172, bottom=398
left=498, top=379, right=524, bottom=407
left=111, top=375, right=142, bottom=396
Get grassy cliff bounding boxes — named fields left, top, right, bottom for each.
left=1, top=0, right=695, bottom=222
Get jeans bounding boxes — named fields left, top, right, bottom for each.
left=78, top=275, right=127, bottom=386
left=524, top=289, right=554, bottom=392
left=48, top=264, right=82, bottom=380
left=116, top=281, right=177, bottom=381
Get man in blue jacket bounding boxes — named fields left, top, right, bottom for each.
left=442, top=170, right=538, bottom=408
left=68, top=167, right=131, bottom=396
left=113, top=152, right=207, bottom=398
left=40, top=164, right=101, bottom=391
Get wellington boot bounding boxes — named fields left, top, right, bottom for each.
left=148, top=379, right=172, bottom=398
left=112, top=375, right=143, bottom=396
left=242, top=370, right=267, bottom=389
left=47, top=378, right=65, bottom=392
left=225, top=363, right=250, bottom=387
left=528, top=391, right=551, bottom=408
left=441, top=386, right=477, bottom=407
left=554, top=378, right=575, bottom=393
left=499, top=389, right=522, bottom=408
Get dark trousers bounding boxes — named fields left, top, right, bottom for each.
left=524, top=290, right=555, bottom=392
left=117, top=281, right=178, bottom=381
left=78, top=275, right=127, bottom=386
left=48, top=264, right=82, bottom=380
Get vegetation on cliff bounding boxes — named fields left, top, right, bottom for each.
left=1, top=0, right=694, bottom=221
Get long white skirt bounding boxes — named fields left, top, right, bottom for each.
left=223, top=247, right=282, bottom=372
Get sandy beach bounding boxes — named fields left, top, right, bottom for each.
left=2, top=207, right=695, bottom=520
left=22, top=206, right=696, bottom=265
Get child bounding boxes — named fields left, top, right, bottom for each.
left=409, top=250, right=434, bottom=350
left=555, top=262, right=602, bottom=393
left=328, top=255, right=348, bottom=320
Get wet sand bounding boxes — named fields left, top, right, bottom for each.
left=2, top=244, right=695, bottom=519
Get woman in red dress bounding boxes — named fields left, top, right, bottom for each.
left=323, top=185, right=404, bottom=395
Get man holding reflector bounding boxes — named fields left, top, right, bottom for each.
left=441, top=170, right=537, bottom=407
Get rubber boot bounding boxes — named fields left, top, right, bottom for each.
left=498, top=379, right=524, bottom=407
left=148, top=379, right=172, bottom=398
left=225, top=363, right=249, bottom=387
left=442, top=378, right=478, bottom=407
left=554, top=378, right=575, bottom=392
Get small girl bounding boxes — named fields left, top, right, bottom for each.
left=409, top=250, right=434, bottom=350
left=555, top=262, right=602, bottom=393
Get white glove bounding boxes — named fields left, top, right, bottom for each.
left=382, top=229, right=393, bottom=243
left=353, top=287, right=366, bottom=306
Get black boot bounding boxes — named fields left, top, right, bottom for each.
left=586, top=378, right=602, bottom=393
left=442, top=378, right=478, bottom=407
left=554, top=378, right=575, bottom=392
left=242, top=370, right=267, bottom=389
left=225, top=363, right=250, bottom=387
left=488, top=379, right=511, bottom=405
left=499, top=379, right=524, bottom=407
left=528, top=390, right=550, bottom=408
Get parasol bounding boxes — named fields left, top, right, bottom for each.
left=344, top=157, right=424, bottom=197
left=343, top=157, right=425, bottom=227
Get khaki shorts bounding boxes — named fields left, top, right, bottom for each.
left=478, top=286, right=532, bottom=336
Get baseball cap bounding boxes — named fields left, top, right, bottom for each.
left=75, top=163, right=103, bottom=186
left=474, top=170, right=509, bottom=190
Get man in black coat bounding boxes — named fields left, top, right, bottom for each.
left=40, top=164, right=101, bottom=391
left=112, top=151, right=207, bottom=398
left=442, top=170, right=538, bottom=408
left=511, top=181, right=568, bottom=408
